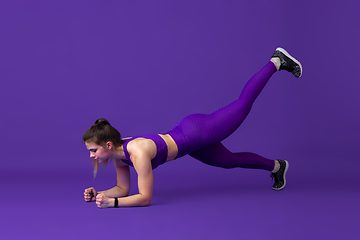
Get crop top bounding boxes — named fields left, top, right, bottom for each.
left=122, top=134, right=168, bottom=170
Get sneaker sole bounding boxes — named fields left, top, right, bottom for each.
left=272, top=160, right=289, bottom=191
left=276, top=47, right=303, bottom=78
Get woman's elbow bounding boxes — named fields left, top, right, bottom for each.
left=142, top=196, right=152, bottom=206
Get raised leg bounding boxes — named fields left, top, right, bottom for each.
left=168, top=47, right=302, bottom=160
left=176, top=61, right=277, bottom=154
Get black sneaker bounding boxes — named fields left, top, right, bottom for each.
left=270, top=160, right=289, bottom=190
left=272, top=47, right=302, bottom=78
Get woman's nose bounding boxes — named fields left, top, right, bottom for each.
left=90, top=152, right=95, bottom=158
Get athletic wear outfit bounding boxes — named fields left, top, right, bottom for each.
left=122, top=47, right=302, bottom=190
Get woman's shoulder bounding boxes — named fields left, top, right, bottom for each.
left=125, top=137, right=157, bottom=159
left=127, top=137, right=155, bottom=149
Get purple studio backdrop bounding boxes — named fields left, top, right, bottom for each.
left=1, top=0, right=359, bottom=240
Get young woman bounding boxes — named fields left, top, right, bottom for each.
left=83, top=47, right=302, bottom=208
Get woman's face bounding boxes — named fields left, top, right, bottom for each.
left=85, top=142, right=111, bottom=163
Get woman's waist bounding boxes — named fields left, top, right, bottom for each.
left=164, top=126, right=189, bottom=159
left=158, top=134, right=178, bottom=162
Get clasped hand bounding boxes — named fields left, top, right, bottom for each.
left=84, top=187, right=113, bottom=208
left=84, top=187, right=97, bottom=202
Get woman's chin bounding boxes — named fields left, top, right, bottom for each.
left=97, top=158, right=109, bottom=163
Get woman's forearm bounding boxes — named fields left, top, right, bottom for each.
left=113, top=193, right=151, bottom=207
left=98, top=186, right=129, bottom=198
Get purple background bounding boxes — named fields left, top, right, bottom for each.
left=1, top=0, right=359, bottom=239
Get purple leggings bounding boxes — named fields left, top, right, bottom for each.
left=166, top=61, right=277, bottom=171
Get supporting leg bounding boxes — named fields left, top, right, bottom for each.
left=189, top=142, right=275, bottom=171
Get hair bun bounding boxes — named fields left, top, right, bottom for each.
left=94, top=118, right=110, bottom=126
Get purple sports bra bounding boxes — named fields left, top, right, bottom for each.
left=122, top=134, right=168, bottom=170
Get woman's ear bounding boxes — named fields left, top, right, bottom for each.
left=106, top=141, right=113, bottom=150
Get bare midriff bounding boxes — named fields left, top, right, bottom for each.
left=158, top=134, right=179, bottom=162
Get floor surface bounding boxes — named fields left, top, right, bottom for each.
left=1, top=159, right=359, bottom=240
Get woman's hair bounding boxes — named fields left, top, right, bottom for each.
left=82, top=118, right=124, bottom=147
left=82, top=118, right=125, bottom=178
